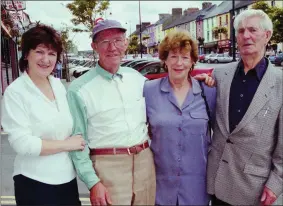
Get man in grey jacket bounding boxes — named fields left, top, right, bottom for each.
left=206, top=9, right=282, bottom=206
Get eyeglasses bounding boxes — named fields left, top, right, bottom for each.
left=97, top=38, right=125, bottom=49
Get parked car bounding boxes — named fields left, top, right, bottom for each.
left=274, top=53, right=283, bottom=66
left=126, top=59, right=148, bottom=67
left=137, top=61, right=214, bottom=80
left=198, top=54, right=206, bottom=63
left=207, top=53, right=233, bottom=63
left=131, top=60, right=153, bottom=70
left=268, top=55, right=276, bottom=64
left=205, top=54, right=216, bottom=63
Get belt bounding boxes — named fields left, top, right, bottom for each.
left=89, top=141, right=149, bottom=156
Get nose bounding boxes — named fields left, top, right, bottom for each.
left=41, top=53, right=50, bottom=63
left=176, top=56, right=183, bottom=65
left=243, top=29, right=251, bottom=39
left=107, top=41, right=116, bottom=51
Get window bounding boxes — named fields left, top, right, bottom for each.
left=211, top=18, right=214, bottom=27
left=226, top=15, right=228, bottom=25
left=271, top=0, right=275, bottom=7
left=140, top=65, right=159, bottom=75
left=220, top=17, right=222, bottom=26
left=207, top=31, right=210, bottom=42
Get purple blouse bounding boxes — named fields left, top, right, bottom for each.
left=143, top=76, right=216, bottom=205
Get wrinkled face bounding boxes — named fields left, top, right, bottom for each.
left=236, top=16, right=271, bottom=57
left=165, top=49, right=193, bottom=81
left=26, top=44, right=57, bottom=77
left=92, top=29, right=128, bottom=68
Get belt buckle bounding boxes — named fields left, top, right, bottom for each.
left=127, top=146, right=138, bottom=155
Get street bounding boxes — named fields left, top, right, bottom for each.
left=1, top=61, right=282, bottom=206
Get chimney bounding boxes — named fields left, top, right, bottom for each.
left=183, top=8, right=199, bottom=15
left=202, top=2, right=212, bottom=10
left=172, top=8, right=182, bottom=19
left=136, top=24, right=140, bottom=31
left=142, top=22, right=151, bottom=28
left=158, top=13, right=171, bottom=20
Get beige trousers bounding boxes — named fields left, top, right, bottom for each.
left=90, top=148, right=156, bottom=205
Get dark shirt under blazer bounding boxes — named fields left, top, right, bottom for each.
left=207, top=60, right=283, bottom=205
left=229, top=57, right=267, bottom=132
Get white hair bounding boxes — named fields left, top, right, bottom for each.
left=234, top=9, right=273, bottom=36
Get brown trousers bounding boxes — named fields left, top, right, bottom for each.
left=90, top=148, right=156, bottom=205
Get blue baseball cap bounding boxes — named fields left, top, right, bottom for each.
left=92, top=19, right=127, bottom=40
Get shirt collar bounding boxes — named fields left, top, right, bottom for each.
left=96, top=62, right=123, bottom=81
left=236, top=57, right=268, bottom=80
left=160, top=76, right=202, bottom=95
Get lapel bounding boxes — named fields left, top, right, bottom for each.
left=219, top=62, right=238, bottom=134
left=160, top=77, right=180, bottom=110
left=231, top=63, right=276, bottom=134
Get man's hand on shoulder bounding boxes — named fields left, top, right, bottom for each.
left=90, top=182, right=112, bottom=206
left=261, top=186, right=277, bottom=206
left=193, top=73, right=216, bottom=87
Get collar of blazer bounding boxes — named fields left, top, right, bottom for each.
left=218, top=60, right=277, bottom=135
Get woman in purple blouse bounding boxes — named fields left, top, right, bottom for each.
left=143, top=29, right=216, bottom=205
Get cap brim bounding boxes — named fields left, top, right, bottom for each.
left=93, top=27, right=127, bottom=40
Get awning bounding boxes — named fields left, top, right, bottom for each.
left=204, top=41, right=217, bottom=48
left=1, top=22, right=12, bottom=38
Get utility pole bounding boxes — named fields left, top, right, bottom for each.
left=232, top=0, right=236, bottom=61
left=139, top=0, right=142, bottom=58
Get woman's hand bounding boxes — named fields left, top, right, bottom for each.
left=64, top=135, right=85, bottom=152
left=194, top=73, right=215, bottom=87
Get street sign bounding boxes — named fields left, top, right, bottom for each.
left=2, top=1, right=26, bottom=11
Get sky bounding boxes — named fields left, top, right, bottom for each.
left=25, top=1, right=222, bottom=51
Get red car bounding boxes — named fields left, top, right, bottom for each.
left=198, top=54, right=206, bottom=63
left=137, top=61, right=213, bottom=80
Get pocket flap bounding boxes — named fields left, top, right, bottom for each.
left=189, top=111, right=209, bottom=120
left=244, top=164, right=270, bottom=177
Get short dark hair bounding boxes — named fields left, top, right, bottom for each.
left=19, top=24, right=63, bottom=72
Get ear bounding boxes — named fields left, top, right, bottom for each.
left=124, top=38, right=129, bottom=48
left=91, top=42, right=97, bottom=51
left=265, top=30, right=272, bottom=44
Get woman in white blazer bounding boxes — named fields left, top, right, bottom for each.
left=1, top=24, right=85, bottom=206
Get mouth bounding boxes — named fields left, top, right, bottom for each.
left=38, top=64, right=50, bottom=69
left=243, top=43, right=253, bottom=47
left=173, top=69, right=184, bottom=73
left=107, top=54, right=120, bottom=57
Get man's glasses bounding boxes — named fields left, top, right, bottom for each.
left=97, top=38, right=125, bottom=49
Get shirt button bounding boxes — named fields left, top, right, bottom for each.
left=178, top=112, right=182, bottom=116
left=240, top=94, right=243, bottom=97
left=238, top=109, right=241, bottom=113
left=243, top=80, right=246, bottom=83
left=178, top=127, right=182, bottom=131
left=177, top=158, right=181, bottom=162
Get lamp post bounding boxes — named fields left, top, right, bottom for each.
left=139, top=0, right=142, bottom=58
left=232, top=0, right=236, bottom=61
left=126, top=21, right=131, bottom=37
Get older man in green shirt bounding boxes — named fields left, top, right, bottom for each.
left=67, top=19, right=155, bottom=206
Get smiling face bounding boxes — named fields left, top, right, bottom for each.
left=236, top=16, right=271, bottom=57
left=26, top=44, right=58, bottom=78
left=91, top=29, right=128, bottom=72
left=165, top=49, right=194, bottom=81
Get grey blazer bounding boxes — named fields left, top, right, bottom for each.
left=207, top=61, right=283, bottom=205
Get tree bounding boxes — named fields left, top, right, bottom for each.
left=60, top=26, right=77, bottom=82
left=252, top=1, right=283, bottom=43
left=66, top=0, right=110, bottom=34
left=212, top=26, right=228, bottom=39
left=127, top=35, right=139, bottom=54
